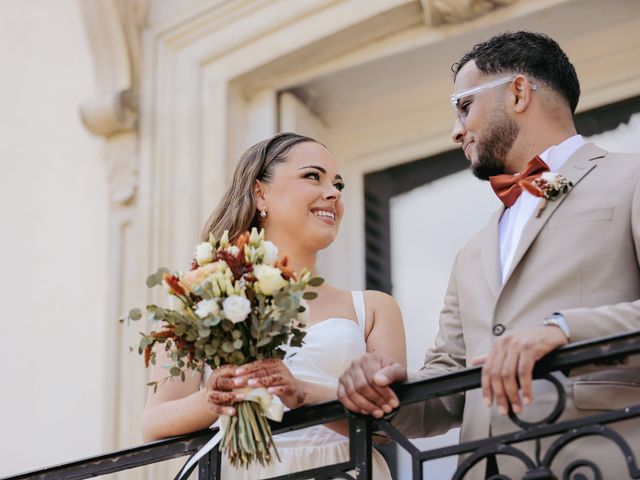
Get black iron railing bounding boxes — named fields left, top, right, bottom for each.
left=4, top=330, right=640, bottom=480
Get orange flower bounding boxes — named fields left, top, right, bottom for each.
left=163, top=272, right=186, bottom=297
left=275, top=256, right=295, bottom=281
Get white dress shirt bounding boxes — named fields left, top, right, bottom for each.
left=499, top=134, right=586, bottom=283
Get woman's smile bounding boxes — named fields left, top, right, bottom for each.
left=311, top=207, right=336, bottom=224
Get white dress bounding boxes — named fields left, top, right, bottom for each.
left=217, top=291, right=393, bottom=480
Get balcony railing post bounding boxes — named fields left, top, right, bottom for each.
left=349, top=412, right=373, bottom=480
left=412, top=457, right=424, bottom=480
left=197, top=441, right=221, bottom=479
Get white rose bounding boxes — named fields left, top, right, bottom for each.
left=195, top=242, right=214, bottom=265
left=195, top=299, right=220, bottom=318
left=223, top=295, right=251, bottom=324
left=253, top=264, right=287, bottom=295
left=262, top=241, right=279, bottom=265
left=226, top=245, right=240, bottom=256
left=168, top=294, right=186, bottom=314
left=540, top=172, right=556, bottom=182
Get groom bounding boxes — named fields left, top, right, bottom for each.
left=338, top=31, right=640, bottom=478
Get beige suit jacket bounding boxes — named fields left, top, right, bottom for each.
left=394, top=143, right=640, bottom=478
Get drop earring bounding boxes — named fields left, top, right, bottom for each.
left=260, top=209, right=267, bottom=218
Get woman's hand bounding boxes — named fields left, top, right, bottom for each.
left=205, top=365, right=245, bottom=416
left=235, top=358, right=307, bottom=409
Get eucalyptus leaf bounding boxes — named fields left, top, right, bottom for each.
left=308, top=277, right=324, bottom=287
left=302, top=291, right=318, bottom=300
left=129, top=308, right=142, bottom=321
left=204, top=344, right=216, bottom=356
left=154, top=307, right=166, bottom=320
left=257, top=336, right=272, bottom=347
left=229, top=351, right=245, bottom=364
left=222, top=341, right=235, bottom=353
left=146, top=273, right=159, bottom=288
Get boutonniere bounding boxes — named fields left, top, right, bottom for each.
left=521, top=172, right=573, bottom=217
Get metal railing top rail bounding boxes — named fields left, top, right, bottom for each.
left=3, top=329, right=639, bottom=480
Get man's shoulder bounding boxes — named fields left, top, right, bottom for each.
left=455, top=208, right=502, bottom=256
left=590, top=144, right=640, bottom=168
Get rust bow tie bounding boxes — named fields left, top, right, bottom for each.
left=489, top=156, right=550, bottom=208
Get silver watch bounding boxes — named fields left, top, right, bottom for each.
left=543, top=312, right=570, bottom=340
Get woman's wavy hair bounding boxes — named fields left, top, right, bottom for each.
left=201, top=132, right=319, bottom=242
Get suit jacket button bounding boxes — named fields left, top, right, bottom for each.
left=492, top=324, right=505, bottom=336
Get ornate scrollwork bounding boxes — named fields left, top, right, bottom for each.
left=562, top=459, right=603, bottom=480
left=421, top=0, right=518, bottom=25
left=453, top=444, right=536, bottom=479
left=543, top=424, right=640, bottom=479
left=508, top=374, right=566, bottom=429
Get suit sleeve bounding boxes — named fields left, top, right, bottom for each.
left=391, top=252, right=467, bottom=437
left=559, top=176, right=640, bottom=341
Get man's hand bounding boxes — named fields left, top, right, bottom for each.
left=338, top=353, right=407, bottom=418
left=471, top=326, right=568, bottom=415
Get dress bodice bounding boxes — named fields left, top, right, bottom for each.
left=203, top=292, right=367, bottom=446
left=282, top=314, right=366, bottom=389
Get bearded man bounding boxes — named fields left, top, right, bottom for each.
left=338, top=31, right=640, bottom=479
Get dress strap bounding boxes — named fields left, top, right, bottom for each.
left=351, top=291, right=366, bottom=336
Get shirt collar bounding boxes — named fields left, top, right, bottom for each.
left=538, top=134, right=585, bottom=172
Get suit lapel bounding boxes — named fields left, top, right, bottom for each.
left=481, top=208, right=503, bottom=298
left=499, top=143, right=606, bottom=288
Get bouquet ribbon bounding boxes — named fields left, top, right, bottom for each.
left=174, top=387, right=284, bottom=480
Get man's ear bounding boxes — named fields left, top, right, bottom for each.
left=512, top=75, right=534, bottom=113
left=254, top=180, right=267, bottom=211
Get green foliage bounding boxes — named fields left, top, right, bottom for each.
left=308, top=276, right=324, bottom=287
left=145, top=267, right=171, bottom=288
left=124, top=228, right=317, bottom=385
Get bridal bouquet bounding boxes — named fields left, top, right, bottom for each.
left=123, top=228, right=321, bottom=468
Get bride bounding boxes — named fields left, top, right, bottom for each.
left=141, top=132, right=406, bottom=479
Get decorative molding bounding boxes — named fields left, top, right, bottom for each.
left=421, top=0, right=517, bottom=25
left=80, top=89, right=137, bottom=138
left=79, top=0, right=148, bottom=206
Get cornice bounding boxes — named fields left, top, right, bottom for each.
left=421, top=0, right=518, bottom=25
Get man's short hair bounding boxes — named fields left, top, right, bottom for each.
left=452, top=31, right=580, bottom=114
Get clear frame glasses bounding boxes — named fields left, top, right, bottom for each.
left=450, top=76, right=537, bottom=122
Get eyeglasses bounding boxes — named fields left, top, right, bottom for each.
left=450, top=76, right=537, bottom=121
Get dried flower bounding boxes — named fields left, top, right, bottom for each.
left=521, top=172, right=573, bottom=217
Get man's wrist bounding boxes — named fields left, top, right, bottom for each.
left=543, top=312, right=570, bottom=341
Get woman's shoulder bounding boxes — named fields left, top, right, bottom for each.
left=362, top=290, right=399, bottom=308
left=361, top=291, right=404, bottom=341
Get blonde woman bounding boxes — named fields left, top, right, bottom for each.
left=141, top=132, right=406, bottom=479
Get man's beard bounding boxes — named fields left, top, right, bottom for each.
left=471, top=109, right=519, bottom=181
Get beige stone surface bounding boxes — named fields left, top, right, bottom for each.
left=0, top=0, right=107, bottom=476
